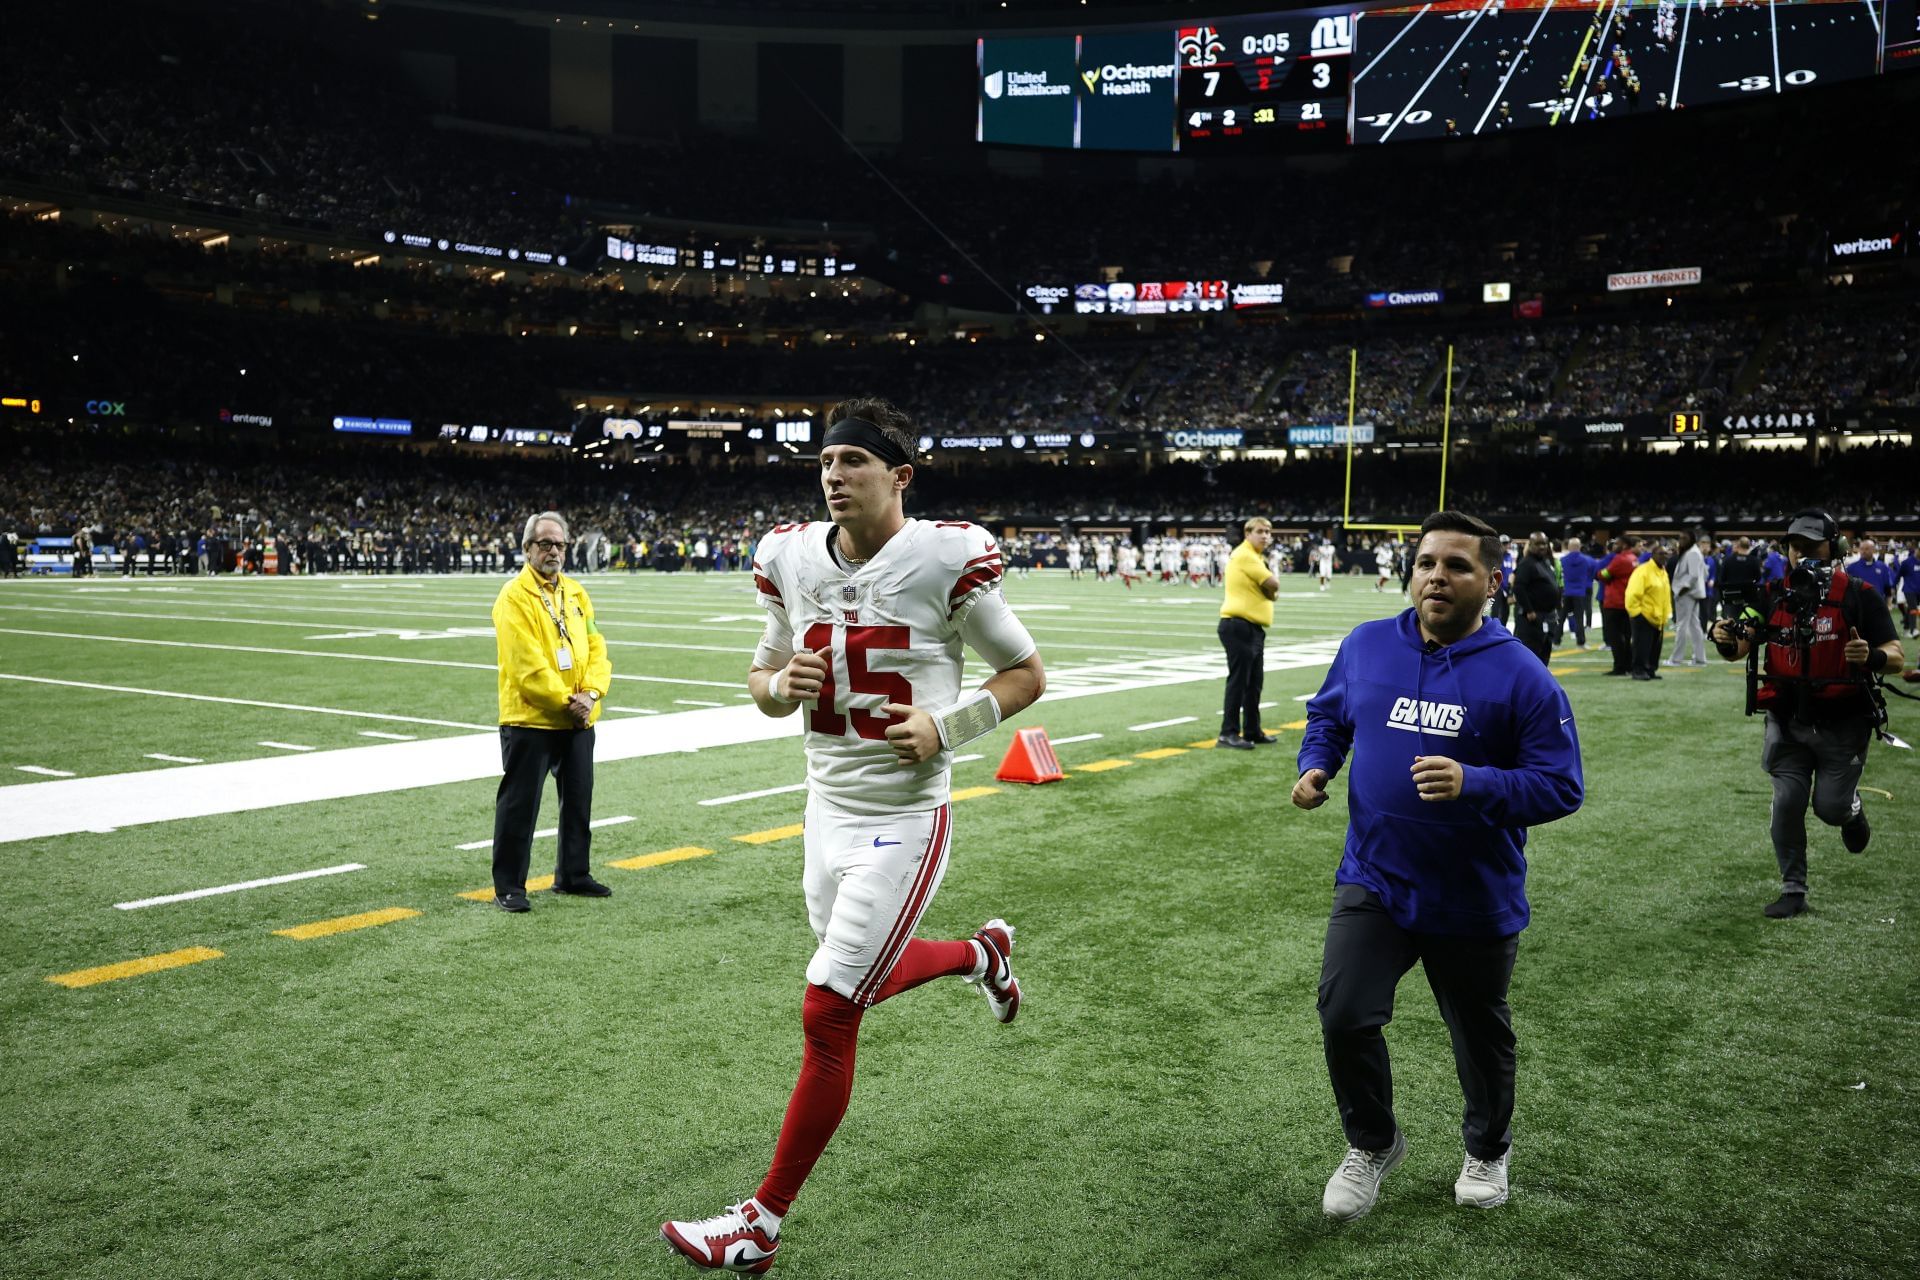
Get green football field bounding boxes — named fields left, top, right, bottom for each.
left=0, top=568, right=1914, bottom=1280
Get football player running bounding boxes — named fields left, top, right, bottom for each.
left=661, top=398, right=1045, bottom=1274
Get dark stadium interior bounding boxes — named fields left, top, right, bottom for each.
left=3, top=0, right=1917, bottom=565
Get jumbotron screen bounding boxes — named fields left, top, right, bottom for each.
left=1348, top=0, right=1884, bottom=144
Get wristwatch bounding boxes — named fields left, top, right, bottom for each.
left=585, top=690, right=600, bottom=702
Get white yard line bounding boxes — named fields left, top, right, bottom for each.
left=15, top=765, right=75, bottom=777
left=115, top=863, right=365, bottom=910
left=455, top=814, right=636, bottom=850
left=675, top=699, right=725, bottom=707
left=1128, top=717, right=1198, bottom=732
left=700, top=782, right=809, bottom=807
left=144, top=753, right=206, bottom=763
left=0, top=639, right=1348, bottom=844
left=259, top=741, right=316, bottom=752
left=0, top=628, right=743, bottom=690
left=1474, top=0, right=1554, bottom=133
left=1381, top=1, right=1494, bottom=142
left=1355, top=3, right=1431, bottom=82
left=951, top=753, right=984, bottom=764
left=357, top=731, right=416, bottom=741
left=0, top=673, right=495, bottom=730
left=1050, top=733, right=1105, bottom=746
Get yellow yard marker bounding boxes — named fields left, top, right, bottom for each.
left=950, top=786, right=1001, bottom=802
left=458, top=873, right=555, bottom=901
left=611, top=846, right=713, bottom=870
left=1187, top=739, right=1218, bottom=749
left=1135, top=748, right=1189, bottom=760
left=1074, top=759, right=1133, bottom=773
left=734, top=824, right=805, bottom=845
left=48, top=946, right=223, bottom=989
left=1281, top=720, right=1308, bottom=731
left=275, top=907, right=420, bottom=941
left=1550, top=667, right=1577, bottom=676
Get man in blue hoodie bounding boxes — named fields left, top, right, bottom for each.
left=1293, top=510, right=1584, bottom=1222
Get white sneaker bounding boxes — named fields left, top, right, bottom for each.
left=1321, top=1130, right=1407, bottom=1221
left=967, top=918, right=1021, bottom=1024
left=661, top=1200, right=780, bottom=1273
left=1454, top=1149, right=1510, bottom=1208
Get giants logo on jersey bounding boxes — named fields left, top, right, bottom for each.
left=1385, top=696, right=1464, bottom=737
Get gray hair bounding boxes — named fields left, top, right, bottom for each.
left=522, top=510, right=569, bottom=548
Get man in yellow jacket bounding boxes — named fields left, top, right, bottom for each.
left=490, top=510, right=615, bottom=912
left=1624, top=542, right=1673, bottom=682
left=1217, top=516, right=1282, bottom=748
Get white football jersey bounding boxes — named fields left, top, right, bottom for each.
left=753, top=518, right=1021, bottom=816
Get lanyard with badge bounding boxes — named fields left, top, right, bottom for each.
left=540, top=580, right=575, bottom=671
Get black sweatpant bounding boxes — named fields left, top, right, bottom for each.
left=492, top=724, right=597, bottom=895
left=1217, top=616, right=1266, bottom=739
left=1601, top=606, right=1632, bottom=674
left=1630, top=615, right=1664, bottom=676
left=1513, top=612, right=1553, bottom=665
left=1561, top=594, right=1589, bottom=646
left=1317, top=884, right=1519, bottom=1160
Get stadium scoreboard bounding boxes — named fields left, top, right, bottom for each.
left=978, top=6, right=1354, bottom=152
left=1177, top=14, right=1353, bottom=147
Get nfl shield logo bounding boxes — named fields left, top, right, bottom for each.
left=842, top=583, right=858, bottom=603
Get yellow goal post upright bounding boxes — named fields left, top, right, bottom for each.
left=1339, top=344, right=1454, bottom=546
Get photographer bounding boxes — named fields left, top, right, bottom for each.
left=1711, top=512, right=1903, bottom=919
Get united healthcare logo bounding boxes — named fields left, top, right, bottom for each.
left=1386, top=697, right=1464, bottom=738
left=984, top=70, right=1004, bottom=100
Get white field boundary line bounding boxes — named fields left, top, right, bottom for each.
left=4, top=598, right=1295, bottom=648
left=455, top=814, right=635, bottom=851
left=116, top=863, right=365, bottom=910
left=259, top=741, right=316, bottom=752
left=0, top=637, right=1347, bottom=844
left=145, top=753, right=205, bottom=763
left=700, top=782, right=809, bottom=807
left=0, top=628, right=743, bottom=690
left=0, top=673, right=496, bottom=730
left=16, top=765, right=75, bottom=777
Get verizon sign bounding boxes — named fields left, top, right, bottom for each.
left=1827, top=230, right=1904, bottom=263
left=1606, top=267, right=1702, bottom=292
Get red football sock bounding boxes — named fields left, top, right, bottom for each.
left=870, top=938, right=977, bottom=1004
left=756, top=984, right=863, bottom=1217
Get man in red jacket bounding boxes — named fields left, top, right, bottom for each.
left=1596, top=537, right=1644, bottom=676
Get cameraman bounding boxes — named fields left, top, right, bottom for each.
left=1710, top=512, right=1903, bottom=919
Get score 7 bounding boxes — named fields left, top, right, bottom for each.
left=1203, top=70, right=1220, bottom=96
left=802, top=622, right=913, bottom=740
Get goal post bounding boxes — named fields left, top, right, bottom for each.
left=1340, top=343, right=1453, bottom=538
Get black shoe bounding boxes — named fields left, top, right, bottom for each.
left=551, top=876, right=613, bottom=897
left=1631, top=672, right=1652, bottom=681
left=1248, top=733, right=1280, bottom=745
left=495, top=891, right=531, bottom=913
left=1764, top=892, right=1808, bottom=919
left=1603, top=670, right=1628, bottom=677
left=1215, top=734, right=1255, bottom=751
left=1842, top=803, right=1870, bottom=854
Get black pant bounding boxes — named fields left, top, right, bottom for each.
left=1317, top=884, right=1519, bottom=1160
left=1601, top=606, right=1632, bottom=673
left=1630, top=615, right=1664, bottom=676
left=1561, top=594, right=1589, bottom=646
left=1491, top=595, right=1511, bottom=627
left=1762, top=713, right=1870, bottom=895
left=1217, top=616, right=1266, bottom=738
left=1513, top=611, right=1552, bottom=664
left=493, top=725, right=597, bottom=895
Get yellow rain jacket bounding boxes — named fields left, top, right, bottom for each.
left=493, top=565, right=612, bottom=728
left=1624, top=559, right=1673, bottom=628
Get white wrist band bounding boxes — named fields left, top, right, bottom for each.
left=768, top=670, right=799, bottom=705
left=935, top=687, right=1002, bottom=750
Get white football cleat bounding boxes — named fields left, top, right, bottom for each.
left=661, top=1200, right=780, bottom=1274
left=1321, top=1131, right=1407, bottom=1221
left=967, top=918, right=1021, bottom=1024
left=1454, top=1149, right=1510, bottom=1208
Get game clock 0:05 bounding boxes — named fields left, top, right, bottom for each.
left=1175, top=14, right=1352, bottom=147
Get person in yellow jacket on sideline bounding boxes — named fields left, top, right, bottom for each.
left=1217, top=516, right=1282, bottom=748
left=1624, top=542, right=1673, bottom=681
left=489, top=509, right=615, bottom=912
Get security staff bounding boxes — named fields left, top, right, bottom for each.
left=1711, top=511, right=1903, bottom=918
left=490, top=510, right=615, bottom=912
left=1216, top=516, right=1281, bottom=749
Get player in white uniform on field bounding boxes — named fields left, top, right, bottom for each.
left=1118, top=538, right=1139, bottom=588
left=1066, top=537, right=1084, bottom=580
left=1315, top=540, right=1336, bottom=591
left=1163, top=538, right=1183, bottom=584
left=1375, top=542, right=1394, bottom=592
left=1095, top=538, right=1114, bottom=582
left=662, top=399, right=1045, bottom=1275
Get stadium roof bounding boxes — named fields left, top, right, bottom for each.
left=377, top=0, right=1329, bottom=33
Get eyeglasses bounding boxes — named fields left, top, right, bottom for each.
left=529, top=539, right=566, bottom=551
